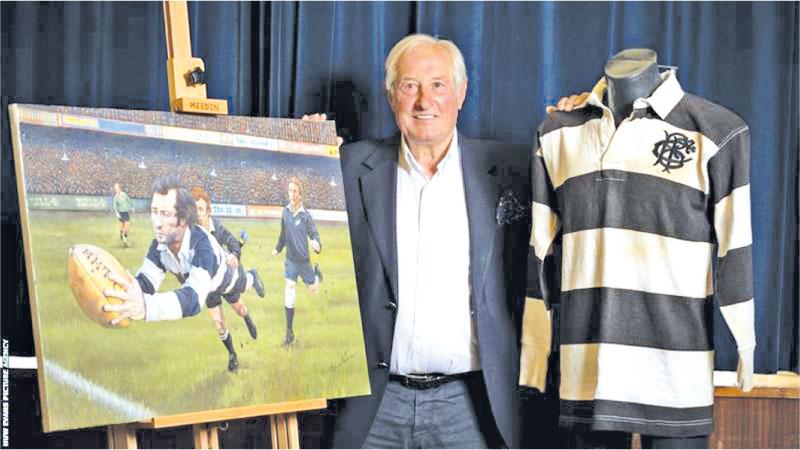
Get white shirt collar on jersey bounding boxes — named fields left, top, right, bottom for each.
left=588, top=69, right=685, bottom=120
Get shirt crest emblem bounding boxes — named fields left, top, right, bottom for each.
left=652, top=131, right=696, bottom=173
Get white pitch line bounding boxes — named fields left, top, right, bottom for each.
left=44, top=358, right=156, bottom=420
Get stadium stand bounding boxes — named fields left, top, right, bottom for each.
left=27, top=104, right=340, bottom=146
left=20, top=124, right=346, bottom=210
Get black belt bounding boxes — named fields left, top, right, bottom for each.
left=389, top=371, right=482, bottom=390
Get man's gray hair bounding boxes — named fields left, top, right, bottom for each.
left=384, top=34, right=468, bottom=93
left=151, top=174, right=196, bottom=227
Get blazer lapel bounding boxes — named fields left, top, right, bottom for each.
left=460, top=135, right=502, bottom=306
left=358, top=140, right=399, bottom=302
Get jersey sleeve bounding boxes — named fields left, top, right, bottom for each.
left=306, top=213, right=321, bottom=247
left=214, top=219, right=241, bottom=259
left=275, top=212, right=286, bottom=253
left=708, top=126, right=756, bottom=361
left=142, top=234, right=215, bottom=322
left=136, top=240, right=166, bottom=295
left=519, top=135, right=561, bottom=392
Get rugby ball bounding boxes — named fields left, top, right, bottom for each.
left=67, top=244, right=132, bottom=328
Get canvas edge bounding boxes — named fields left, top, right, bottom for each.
left=7, top=103, right=55, bottom=433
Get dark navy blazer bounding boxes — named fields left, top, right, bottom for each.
left=333, top=134, right=532, bottom=448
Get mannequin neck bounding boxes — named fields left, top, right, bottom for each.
left=606, top=62, right=661, bottom=126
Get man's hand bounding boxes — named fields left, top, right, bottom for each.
left=546, top=92, right=591, bottom=114
left=302, top=113, right=344, bottom=148
left=226, top=253, right=239, bottom=269
left=310, top=239, right=321, bottom=254
left=272, top=249, right=280, bottom=257
left=103, top=271, right=146, bottom=325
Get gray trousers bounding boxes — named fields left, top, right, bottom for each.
left=362, top=377, right=500, bottom=448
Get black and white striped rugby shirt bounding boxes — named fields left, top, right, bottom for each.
left=520, top=70, right=755, bottom=437
left=136, top=224, right=238, bottom=321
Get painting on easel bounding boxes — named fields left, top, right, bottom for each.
left=9, top=104, right=370, bottom=432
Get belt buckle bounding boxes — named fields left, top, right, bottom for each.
left=408, top=373, right=445, bottom=389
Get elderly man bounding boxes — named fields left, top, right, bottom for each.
left=333, top=33, right=532, bottom=448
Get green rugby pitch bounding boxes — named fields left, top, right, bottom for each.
left=26, top=210, right=369, bottom=431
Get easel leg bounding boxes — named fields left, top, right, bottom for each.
left=269, top=413, right=300, bottom=449
left=192, top=423, right=220, bottom=449
left=107, top=424, right=137, bottom=449
left=287, top=414, right=300, bottom=448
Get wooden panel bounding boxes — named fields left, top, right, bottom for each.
left=172, top=97, right=228, bottom=115
left=714, top=370, right=800, bottom=398
left=715, top=386, right=800, bottom=399
left=165, top=57, right=210, bottom=112
left=139, top=399, right=326, bottom=429
left=191, top=423, right=219, bottom=449
left=709, top=397, right=800, bottom=449
left=269, top=415, right=279, bottom=449
left=268, top=413, right=300, bottom=449
left=286, top=413, right=300, bottom=448
left=8, top=105, right=53, bottom=432
left=107, top=424, right=138, bottom=449
left=209, top=426, right=219, bottom=449
left=162, top=1, right=192, bottom=58
left=270, top=414, right=287, bottom=449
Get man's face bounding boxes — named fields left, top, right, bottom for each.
left=114, top=183, right=121, bottom=194
left=288, top=182, right=302, bottom=205
left=195, top=198, right=211, bottom=229
left=150, top=189, right=185, bottom=246
left=388, top=44, right=467, bottom=151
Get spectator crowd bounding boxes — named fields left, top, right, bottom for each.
left=20, top=124, right=346, bottom=211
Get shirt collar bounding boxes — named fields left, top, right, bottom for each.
left=286, top=203, right=306, bottom=215
left=588, top=69, right=684, bottom=120
left=635, top=69, right=684, bottom=119
left=398, top=130, right=460, bottom=179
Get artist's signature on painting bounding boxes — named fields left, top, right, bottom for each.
left=329, top=350, right=354, bottom=373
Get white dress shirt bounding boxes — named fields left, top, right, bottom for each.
left=391, top=132, right=479, bottom=375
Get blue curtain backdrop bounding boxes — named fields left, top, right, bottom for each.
left=1, top=2, right=797, bottom=440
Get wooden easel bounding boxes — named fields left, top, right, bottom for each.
left=107, top=399, right=327, bottom=449
left=105, top=2, right=327, bottom=448
left=162, top=0, right=227, bottom=115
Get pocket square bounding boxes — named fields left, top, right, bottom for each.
left=496, top=188, right=527, bottom=225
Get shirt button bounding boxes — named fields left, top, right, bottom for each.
left=386, top=301, right=397, bottom=311
left=377, top=361, right=389, bottom=370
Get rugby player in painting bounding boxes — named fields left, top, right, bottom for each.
left=112, top=183, right=134, bottom=247
left=192, top=185, right=264, bottom=356
left=272, top=177, right=323, bottom=347
left=103, top=175, right=262, bottom=372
